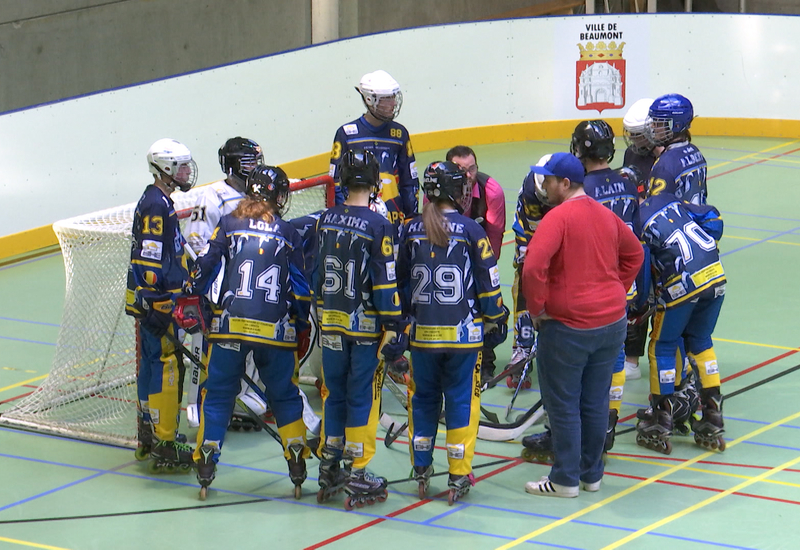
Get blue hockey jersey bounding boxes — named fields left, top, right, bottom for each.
left=188, top=214, right=311, bottom=348
left=511, top=171, right=553, bottom=267
left=329, top=116, right=419, bottom=225
left=399, top=210, right=507, bottom=352
left=126, top=184, right=190, bottom=316
left=313, top=204, right=403, bottom=343
left=584, top=167, right=641, bottom=234
left=639, top=193, right=725, bottom=307
left=648, top=141, right=708, bottom=205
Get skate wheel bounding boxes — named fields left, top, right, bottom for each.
left=199, top=486, right=209, bottom=501
left=254, top=424, right=262, bottom=432
left=448, top=490, right=456, bottom=506
left=317, top=489, right=327, bottom=504
left=179, top=462, right=193, bottom=473
left=294, top=485, right=302, bottom=500
left=147, top=461, right=162, bottom=474
left=344, top=496, right=355, bottom=511
left=377, top=490, right=388, bottom=503
left=506, top=376, right=515, bottom=389
left=662, top=440, right=673, bottom=455
left=134, top=447, right=150, bottom=461
left=355, top=499, right=365, bottom=508
left=418, top=483, right=427, bottom=500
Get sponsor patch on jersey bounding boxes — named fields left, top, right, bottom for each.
left=489, top=265, right=500, bottom=288
left=415, top=325, right=458, bottom=343
left=210, top=317, right=220, bottom=333
left=413, top=436, right=432, bottom=452
left=667, top=282, right=687, bottom=300
left=150, top=408, right=160, bottom=425
left=469, top=325, right=481, bottom=343
left=219, top=342, right=241, bottom=351
left=284, top=326, right=297, bottom=342
left=358, top=317, right=376, bottom=333
left=328, top=164, right=336, bottom=178
left=386, top=261, right=396, bottom=281
left=141, top=239, right=163, bottom=260
left=322, top=309, right=351, bottom=329
left=322, top=334, right=343, bottom=351
left=691, top=262, right=724, bottom=287
left=659, top=368, right=676, bottom=384
left=409, top=161, right=418, bottom=180
left=704, top=360, right=719, bottom=375
left=344, top=441, right=363, bottom=458
left=343, top=124, right=358, bottom=135
left=286, top=436, right=304, bottom=447
left=446, top=443, right=465, bottom=460
left=325, top=436, right=344, bottom=449
left=229, top=317, right=275, bottom=339
left=609, top=385, right=624, bottom=401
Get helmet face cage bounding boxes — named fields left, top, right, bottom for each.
left=246, top=165, right=290, bottom=213
left=357, top=70, right=403, bottom=122
left=646, top=94, right=694, bottom=147
left=423, top=161, right=467, bottom=210
left=623, top=98, right=655, bottom=155
left=219, top=138, right=264, bottom=182
left=617, top=164, right=646, bottom=197
left=147, top=139, right=198, bottom=192
left=340, top=149, right=380, bottom=197
left=570, top=120, right=616, bottom=163
left=532, top=153, right=553, bottom=207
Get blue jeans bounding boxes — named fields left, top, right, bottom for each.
left=537, top=317, right=627, bottom=487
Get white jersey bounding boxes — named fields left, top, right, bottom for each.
left=184, top=179, right=244, bottom=254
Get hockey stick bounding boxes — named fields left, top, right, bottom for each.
left=504, top=359, right=533, bottom=423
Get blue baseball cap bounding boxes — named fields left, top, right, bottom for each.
left=529, top=152, right=585, bottom=184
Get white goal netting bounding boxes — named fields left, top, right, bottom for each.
left=0, top=176, right=334, bottom=448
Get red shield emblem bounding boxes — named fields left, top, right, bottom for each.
left=576, top=41, right=626, bottom=113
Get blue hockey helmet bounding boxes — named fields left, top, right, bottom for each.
left=647, top=94, right=694, bottom=146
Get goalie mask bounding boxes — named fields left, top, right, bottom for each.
left=623, top=97, right=655, bottom=155
left=356, top=70, right=403, bottom=122
left=423, top=161, right=467, bottom=210
left=219, top=137, right=264, bottom=185
left=147, top=138, right=198, bottom=192
left=570, top=120, right=616, bottom=163
left=340, top=148, right=380, bottom=198
left=647, top=93, right=694, bottom=146
left=246, top=165, right=290, bottom=212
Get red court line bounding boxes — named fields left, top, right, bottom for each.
left=0, top=391, right=35, bottom=405
left=304, top=458, right=524, bottom=550
left=609, top=471, right=800, bottom=507
left=708, top=146, right=800, bottom=180
left=610, top=452, right=800, bottom=474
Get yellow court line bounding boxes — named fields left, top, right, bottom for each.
left=0, top=374, right=47, bottom=394
left=600, top=453, right=800, bottom=550
left=493, top=409, right=800, bottom=550
left=612, top=455, right=800, bottom=488
left=725, top=235, right=800, bottom=247
left=0, top=537, right=70, bottom=550
left=712, top=337, right=800, bottom=351
left=707, top=139, right=800, bottom=172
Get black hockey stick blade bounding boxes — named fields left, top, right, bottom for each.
left=384, top=421, right=409, bottom=448
left=480, top=406, right=500, bottom=424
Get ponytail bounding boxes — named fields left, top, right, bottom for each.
left=422, top=200, right=449, bottom=248
left=233, top=198, right=276, bottom=223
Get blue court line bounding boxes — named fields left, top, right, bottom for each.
left=0, top=316, right=60, bottom=327
left=720, top=225, right=800, bottom=257
left=720, top=211, right=800, bottom=223
left=741, top=440, right=800, bottom=453
left=0, top=334, right=55, bottom=346
left=422, top=502, right=465, bottom=524
left=0, top=446, right=763, bottom=549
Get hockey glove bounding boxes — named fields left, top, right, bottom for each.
left=297, top=328, right=312, bottom=359
left=484, top=322, right=508, bottom=349
left=142, top=298, right=174, bottom=338
left=173, top=296, right=206, bottom=335
left=379, top=320, right=410, bottom=362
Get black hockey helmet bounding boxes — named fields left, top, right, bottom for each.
left=246, top=165, right=290, bottom=211
left=219, top=137, right=264, bottom=182
left=570, top=120, right=616, bottom=164
left=423, top=161, right=467, bottom=210
left=616, top=164, right=646, bottom=198
left=340, top=148, right=380, bottom=195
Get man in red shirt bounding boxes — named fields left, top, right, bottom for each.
left=521, top=152, right=643, bottom=498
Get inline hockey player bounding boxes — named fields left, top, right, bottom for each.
left=329, top=70, right=419, bottom=226
left=125, top=138, right=197, bottom=473
left=184, top=165, right=312, bottom=500
left=506, top=154, right=554, bottom=388
left=400, top=161, right=509, bottom=505
left=622, top=97, right=659, bottom=185
left=646, top=93, right=708, bottom=205
left=184, top=137, right=270, bottom=431
left=313, top=148, right=405, bottom=510
left=636, top=192, right=726, bottom=454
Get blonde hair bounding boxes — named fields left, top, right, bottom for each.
left=422, top=200, right=450, bottom=248
left=232, top=198, right=275, bottom=223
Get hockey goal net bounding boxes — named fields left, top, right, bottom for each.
left=0, top=175, right=334, bottom=448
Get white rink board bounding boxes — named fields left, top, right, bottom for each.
left=1, top=14, right=799, bottom=236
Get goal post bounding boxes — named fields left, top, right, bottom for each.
left=0, top=175, right=334, bottom=448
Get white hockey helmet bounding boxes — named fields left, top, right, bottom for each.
left=533, top=153, right=553, bottom=206
left=623, top=98, right=655, bottom=155
left=147, top=138, right=198, bottom=192
left=356, top=70, right=403, bottom=122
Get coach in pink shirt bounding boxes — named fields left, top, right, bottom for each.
left=521, top=152, right=643, bottom=498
